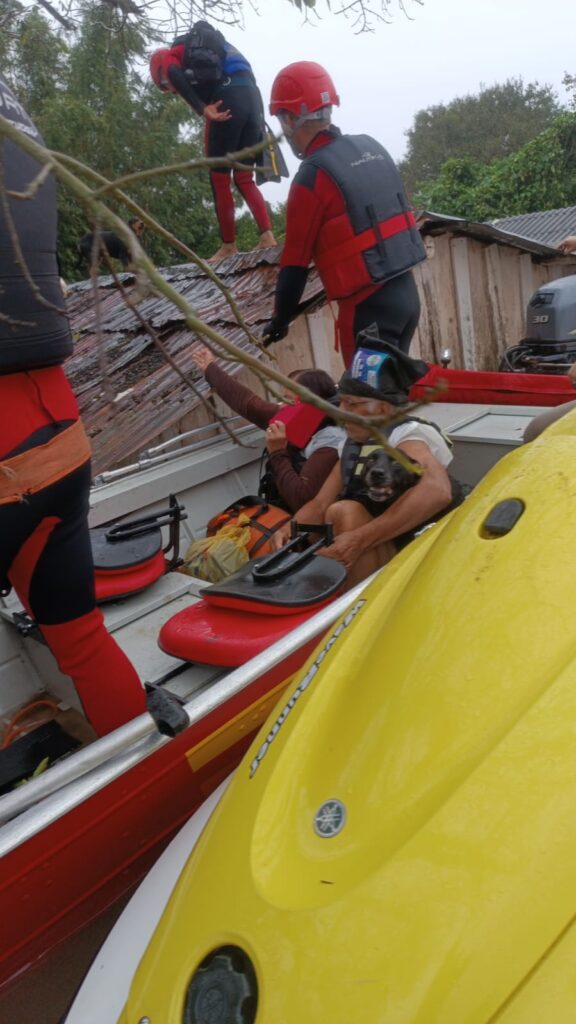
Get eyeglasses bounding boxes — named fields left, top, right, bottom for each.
left=338, top=396, right=375, bottom=410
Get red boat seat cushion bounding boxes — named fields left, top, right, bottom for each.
left=410, top=365, right=575, bottom=407
left=94, top=551, right=166, bottom=602
left=158, top=601, right=318, bottom=667
left=91, top=526, right=165, bottom=602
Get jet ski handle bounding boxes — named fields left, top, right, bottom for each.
left=251, top=523, right=334, bottom=583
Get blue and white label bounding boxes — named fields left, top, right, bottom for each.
left=351, top=348, right=390, bottom=391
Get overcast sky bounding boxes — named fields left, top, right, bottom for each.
left=220, top=0, right=575, bottom=201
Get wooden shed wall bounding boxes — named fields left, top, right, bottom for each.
left=130, top=236, right=576, bottom=458
left=410, top=234, right=576, bottom=370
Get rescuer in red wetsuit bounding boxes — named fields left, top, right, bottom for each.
left=0, top=74, right=147, bottom=737
left=150, top=22, right=276, bottom=262
left=263, top=61, right=426, bottom=366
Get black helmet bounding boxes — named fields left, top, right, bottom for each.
left=339, top=329, right=428, bottom=406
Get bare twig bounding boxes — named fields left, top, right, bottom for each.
left=113, top=272, right=244, bottom=445
left=7, top=161, right=54, bottom=201
left=88, top=137, right=274, bottom=197
left=13, top=0, right=423, bottom=37
left=34, top=0, right=75, bottom=30
left=0, top=150, right=66, bottom=318
left=0, top=109, right=434, bottom=476
left=53, top=150, right=260, bottom=345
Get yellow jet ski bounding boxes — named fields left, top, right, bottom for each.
left=66, top=407, right=576, bottom=1024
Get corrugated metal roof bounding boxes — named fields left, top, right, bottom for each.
left=68, top=219, right=568, bottom=474
left=417, top=210, right=564, bottom=256
left=66, top=246, right=325, bottom=474
left=489, top=206, right=576, bottom=248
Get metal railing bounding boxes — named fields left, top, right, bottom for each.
left=92, top=417, right=258, bottom=486
left=0, top=575, right=374, bottom=858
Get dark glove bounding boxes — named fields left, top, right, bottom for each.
left=261, top=320, right=289, bottom=347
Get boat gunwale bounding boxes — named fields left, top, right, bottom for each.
left=0, top=575, right=374, bottom=858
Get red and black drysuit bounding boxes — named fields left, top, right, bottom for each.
left=165, top=41, right=271, bottom=244
left=268, top=128, right=426, bottom=366
left=0, top=75, right=146, bottom=736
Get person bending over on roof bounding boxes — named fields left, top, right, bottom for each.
left=0, top=74, right=147, bottom=737
left=192, top=345, right=345, bottom=512
left=272, top=338, right=463, bottom=587
left=78, top=217, right=145, bottom=275
left=150, top=22, right=276, bottom=263
left=260, top=62, right=426, bottom=366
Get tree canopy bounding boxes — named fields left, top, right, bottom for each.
left=413, top=111, right=576, bottom=221
left=2, top=0, right=424, bottom=38
left=400, top=79, right=563, bottom=195
left=1, top=5, right=240, bottom=277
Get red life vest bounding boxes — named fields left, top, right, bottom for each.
left=306, top=132, right=426, bottom=300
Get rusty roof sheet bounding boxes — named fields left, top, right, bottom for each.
left=66, top=247, right=325, bottom=474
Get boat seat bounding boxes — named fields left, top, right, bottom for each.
left=92, top=526, right=166, bottom=602
left=158, top=602, right=323, bottom=667
left=91, top=497, right=186, bottom=603
left=203, top=552, right=346, bottom=614
left=159, top=553, right=346, bottom=667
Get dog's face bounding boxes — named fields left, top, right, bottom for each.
left=361, top=449, right=420, bottom=505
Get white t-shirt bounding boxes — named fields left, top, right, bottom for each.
left=304, top=424, right=347, bottom=459
left=338, top=420, right=453, bottom=467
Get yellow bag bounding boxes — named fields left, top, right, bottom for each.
left=181, top=515, right=252, bottom=583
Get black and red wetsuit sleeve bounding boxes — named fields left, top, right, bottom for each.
left=204, top=362, right=278, bottom=429
left=167, top=65, right=205, bottom=116
left=272, top=161, right=336, bottom=331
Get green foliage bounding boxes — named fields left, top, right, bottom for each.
left=400, top=78, right=562, bottom=194
left=563, top=73, right=576, bottom=110
left=414, top=112, right=576, bottom=221
left=1, top=4, right=260, bottom=278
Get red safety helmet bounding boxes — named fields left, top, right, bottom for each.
left=269, top=62, right=340, bottom=119
left=149, top=48, right=180, bottom=92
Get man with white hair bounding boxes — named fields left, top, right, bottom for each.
left=262, top=61, right=426, bottom=364
left=273, top=338, right=462, bottom=587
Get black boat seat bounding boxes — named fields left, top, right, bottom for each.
left=158, top=549, right=346, bottom=667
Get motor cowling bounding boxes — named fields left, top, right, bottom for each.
left=525, top=275, right=576, bottom=344
left=501, top=274, right=576, bottom=373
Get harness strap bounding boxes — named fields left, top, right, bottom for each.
left=0, top=419, right=91, bottom=505
left=315, top=211, right=417, bottom=274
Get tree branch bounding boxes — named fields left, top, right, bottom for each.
left=34, top=0, right=75, bottom=29
left=0, top=111, right=438, bottom=475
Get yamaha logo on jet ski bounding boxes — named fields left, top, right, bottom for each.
left=314, top=798, right=347, bottom=837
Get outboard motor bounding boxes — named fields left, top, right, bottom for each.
left=500, top=274, right=576, bottom=373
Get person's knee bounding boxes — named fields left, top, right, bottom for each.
left=326, top=499, right=370, bottom=533
left=233, top=168, right=254, bottom=188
